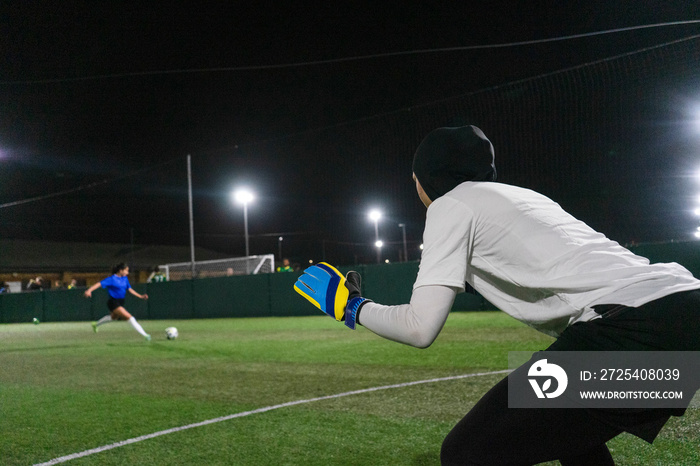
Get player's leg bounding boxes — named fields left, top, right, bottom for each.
left=112, top=307, right=151, bottom=341
left=440, top=374, right=621, bottom=466
left=111, top=306, right=131, bottom=320
left=93, top=314, right=114, bottom=332
left=93, top=298, right=121, bottom=332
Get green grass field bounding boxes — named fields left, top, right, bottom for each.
left=1, top=312, right=698, bottom=465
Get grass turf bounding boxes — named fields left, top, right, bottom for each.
left=0, top=313, right=697, bottom=465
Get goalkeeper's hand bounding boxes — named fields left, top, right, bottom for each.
left=293, top=262, right=372, bottom=329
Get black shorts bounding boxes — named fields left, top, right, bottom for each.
left=440, top=290, right=700, bottom=465
left=553, top=289, right=700, bottom=352
left=107, top=298, right=125, bottom=312
left=541, top=288, right=700, bottom=442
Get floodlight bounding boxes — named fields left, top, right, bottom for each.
left=234, top=189, right=254, bottom=205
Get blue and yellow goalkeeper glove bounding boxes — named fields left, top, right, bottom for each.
left=293, top=262, right=371, bottom=329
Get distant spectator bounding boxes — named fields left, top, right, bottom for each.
left=147, top=266, right=167, bottom=283
left=54, top=280, right=64, bottom=289
left=27, top=277, right=43, bottom=291
left=0, top=282, right=9, bottom=293
left=67, top=279, right=78, bottom=290
left=276, top=258, right=293, bottom=273
left=226, top=267, right=234, bottom=276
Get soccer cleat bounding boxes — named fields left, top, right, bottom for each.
left=92, top=322, right=98, bottom=333
left=145, top=334, right=151, bottom=342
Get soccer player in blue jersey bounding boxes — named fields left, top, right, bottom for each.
left=85, top=263, right=151, bottom=341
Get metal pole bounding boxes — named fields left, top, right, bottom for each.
left=399, top=223, right=407, bottom=262
left=374, top=220, right=380, bottom=263
left=243, top=202, right=250, bottom=257
left=278, top=236, right=283, bottom=261
left=187, top=155, right=196, bottom=278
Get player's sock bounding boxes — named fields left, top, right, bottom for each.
left=95, top=315, right=113, bottom=327
left=128, top=317, right=149, bottom=338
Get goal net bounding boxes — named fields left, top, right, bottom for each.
left=160, top=254, right=275, bottom=281
left=12, top=32, right=699, bottom=267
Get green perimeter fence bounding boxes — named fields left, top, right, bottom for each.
left=0, top=262, right=491, bottom=324
left=2, top=241, right=699, bottom=324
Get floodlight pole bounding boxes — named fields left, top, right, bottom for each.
left=234, top=189, right=254, bottom=273
left=369, top=209, right=382, bottom=264
left=373, top=219, right=380, bottom=264
left=399, top=223, right=407, bottom=262
left=187, top=155, right=196, bottom=278
left=243, top=201, right=250, bottom=257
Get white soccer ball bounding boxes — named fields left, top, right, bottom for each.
left=165, top=327, right=178, bottom=340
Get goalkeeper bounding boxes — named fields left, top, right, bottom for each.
left=295, top=125, right=700, bottom=466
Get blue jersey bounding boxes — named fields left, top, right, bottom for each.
left=100, top=275, right=131, bottom=299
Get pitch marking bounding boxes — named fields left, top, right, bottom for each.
left=34, top=369, right=511, bottom=465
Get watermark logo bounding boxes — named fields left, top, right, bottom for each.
left=528, top=359, right=568, bottom=399
left=509, top=352, right=697, bottom=408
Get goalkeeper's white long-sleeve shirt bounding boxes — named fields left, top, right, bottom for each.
left=357, top=181, right=700, bottom=347
left=358, top=285, right=457, bottom=348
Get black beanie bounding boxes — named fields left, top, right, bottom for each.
left=412, top=125, right=496, bottom=202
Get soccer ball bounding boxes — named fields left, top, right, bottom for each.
left=165, top=327, right=178, bottom=340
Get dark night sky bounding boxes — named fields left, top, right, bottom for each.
left=2, top=2, right=700, bottom=265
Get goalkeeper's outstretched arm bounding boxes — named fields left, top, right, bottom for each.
left=294, top=262, right=458, bottom=348
left=357, top=285, right=457, bottom=348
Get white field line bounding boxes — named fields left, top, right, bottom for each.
left=34, top=369, right=511, bottom=465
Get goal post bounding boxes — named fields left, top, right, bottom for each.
left=160, top=254, right=275, bottom=281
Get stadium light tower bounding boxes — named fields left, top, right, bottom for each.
left=233, top=189, right=254, bottom=257
left=368, top=209, right=382, bottom=263
left=398, top=223, right=408, bottom=262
